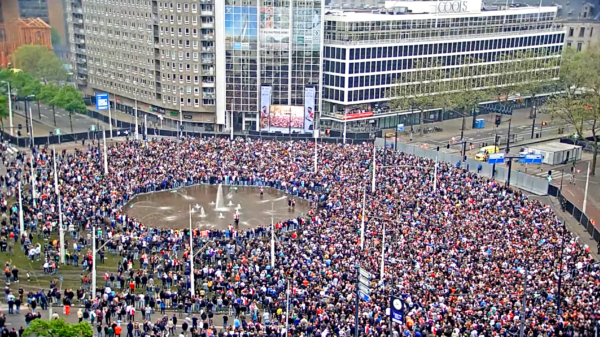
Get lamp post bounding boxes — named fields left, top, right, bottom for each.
left=102, top=126, right=109, bottom=176
left=91, top=226, right=114, bottom=298
left=52, top=146, right=65, bottom=264
left=189, top=204, right=194, bottom=296
left=1, top=81, right=13, bottom=132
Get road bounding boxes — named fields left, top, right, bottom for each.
left=8, top=102, right=111, bottom=136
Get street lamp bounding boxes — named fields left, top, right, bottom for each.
left=1, top=81, right=13, bottom=132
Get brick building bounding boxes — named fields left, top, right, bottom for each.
left=0, top=18, right=52, bottom=67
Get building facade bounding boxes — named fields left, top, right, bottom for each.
left=559, top=20, right=600, bottom=51
left=67, top=0, right=220, bottom=125
left=320, top=0, right=565, bottom=130
left=0, top=18, right=53, bottom=67
left=222, top=0, right=323, bottom=131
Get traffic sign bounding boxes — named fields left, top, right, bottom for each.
left=397, top=124, right=404, bottom=131
left=358, top=283, right=371, bottom=296
left=359, top=268, right=373, bottom=280
left=547, top=175, right=553, bottom=182
left=487, top=153, right=505, bottom=164
left=59, top=276, right=63, bottom=281
left=359, top=275, right=371, bottom=286
left=95, top=93, right=109, bottom=111
left=55, top=129, right=61, bottom=135
left=358, top=291, right=370, bottom=302
left=524, top=154, right=543, bottom=164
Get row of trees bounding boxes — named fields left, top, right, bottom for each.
left=388, top=49, right=559, bottom=137
left=547, top=47, right=600, bottom=175
left=387, top=47, right=600, bottom=175
left=0, top=46, right=86, bottom=133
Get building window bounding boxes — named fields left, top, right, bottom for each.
left=579, top=27, right=585, bottom=37
left=591, top=27, right=594, bottom=37
left=567, top=42, right=572, bottom=48
left=568, top=27, right=574, bottom=37
left=577, top=42, right=583, bottom=51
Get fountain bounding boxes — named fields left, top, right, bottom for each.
left=199, top=206, right=207, bottom=218
left=214, top=184, right=227, bottom=211
left=236, top=204, right=242, bottom=210
left=218, top=213, right=225, bottom=219
left=227, top=200, right=234, bottom=206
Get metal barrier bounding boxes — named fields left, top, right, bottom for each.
left=378, top=139, right=549, bottom=195
left=548, top=185, right=600, bottom=243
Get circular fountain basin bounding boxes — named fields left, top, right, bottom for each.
left=123, top=185, right=310, bottom=231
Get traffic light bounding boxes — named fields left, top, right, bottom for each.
left=446, top=144, right=450, bottom=149
left=541, top=121, right=548, bottom=126
left=436, top=146, right=440, bottom=151
left=495, top=115, right=502, bottom=126
left=18, top=124, right=22, bottom=130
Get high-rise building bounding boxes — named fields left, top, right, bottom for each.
left=68, top=0, right=323, bottom=131
left=67, top=0, right=219, bottom=125
left=319, top=0, right=565, bottom=131
left=223, top=0, right=323, bottom=131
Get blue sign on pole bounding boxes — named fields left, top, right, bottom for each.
left=390, top=296, right=404, bottom=324
left=95, top=93, right=109, bottom=111
left=397, top=124, right=404, bottom=131
left=359, top=291, right=370, bottom=302
left=487, top=153, right=505, bottom=164
left=524, top=154, right=543, bottom=164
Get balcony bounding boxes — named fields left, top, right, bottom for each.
left=76, top=48, right=87, bottom=54
left=75, top=18, right=83, bottom=24
left=201, top=46, right=214, bottom=53
left=74, top=8, right=83, bottom=14
left=79, top=39, right=85, bottom=44
left=202, top=93, right=215, bottom=99
left=202, top=35, right=214, bottom=41
left=76, top=78, right=87, bottom=86
left=201, top=69, right=214, bottom=76
left=201, top=22, right=214, bottom=29
left=76, top=58, right=86, bottom=64
left=202, top=81, right=215, bottom=88
left=200, top=10, right=213, bottom=16
left=201, top=58, right=214, bottom=64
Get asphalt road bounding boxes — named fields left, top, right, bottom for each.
left=11, top=102, right=111, bottom=136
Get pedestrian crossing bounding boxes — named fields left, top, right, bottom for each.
left=528, top=169, right=570, bottom=183
left=5, top=146, right=18, bottom=155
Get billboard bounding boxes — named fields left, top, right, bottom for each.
left=304, top=87, right=315, bottom=133
left=95, top=93, right=109, bottom=111
left=225, top=6, right=258, bottom=48
left=292, top=8, right=321, bottom=52
left=267, top=105, right=305, bottom=133
left=259, top=86, right=272, bottom=132
left=261, top=7, right=290, bottom=50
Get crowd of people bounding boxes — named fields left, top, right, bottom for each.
left=0, top=137, right=599, bottom=337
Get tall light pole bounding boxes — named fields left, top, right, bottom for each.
left=270, top=203, right=275, bottom=268
left=2, top=81, right=13, bottom=132
left=380, top=220, right=386, bottom=281
left=583, top=161, right=590, bottom=214
left=189, top=204, right=195, bottom=296
left=108, top=91, right=114, bottom=139
left=433, top=155, right=438, bottom=192
left=371, top=145, right=376, bottom=194
left=91, top=226, right=113, bottom=298
left=134, top=95, right=139, bottom=141
left=314, top=130, right=318, bottom=173
left=28, top=105, right=35, bottom=147
left=17, top=181, right=24, bottom=234
left=285, top=279, right=290, bottom=336
left=30, top=155, right=36, bottom=208
left=53, top=146, right=66, bottom=264
left=102, top=126, right=109, bottom=176
left=179, top=87, right=183, bottom=139
left=360, top=186, right=366, bottom=250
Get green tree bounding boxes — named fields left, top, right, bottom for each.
left=441, top=56, right=493, bottom=140
left=12, top=45, right=67, bottom=83
left=548, top=47, right=600, bottom=175
left=51, top=27, right=61, bottom=46
left=22, top=319, right=92, bottom=337
left=39, top=83, right=61, bottom=126
left=54, top=85, right=87, bottom=132
left=388, top=58, right=451, bottom=136
left=0, top=94, right=8, bottom=129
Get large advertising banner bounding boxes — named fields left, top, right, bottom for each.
left=304, top=87, right=315, bottom=133
left=292, top=8, right=321, bottom=52
left=268, top=105, right=304, bottom=133
left=259, top=86, right=272, bottom=132
left=261, top=6, right=290, bottom=50
left=225, top=6, right=258, bottom=50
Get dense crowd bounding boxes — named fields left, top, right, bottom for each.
left=0, top=137, right=599, bottom=337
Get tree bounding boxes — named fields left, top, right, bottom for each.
left=12, top=45, right=67, bottom=83
left=54, top=85, right=87, bottom=132
left=441, top=56, right=493, bottom=139
left=388, top=58, right=451, bottom=136
left=0, top=94, right=8, bottom=129
left=39, top=83, right=60, bottom=126
left=51, top=27, right=61, bottom=46
left=22, top=319, right=92, bottom=337
left=548, top=47, right=600, bottom=175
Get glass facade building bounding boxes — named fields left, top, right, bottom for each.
left=320, top=3, right=565, bottom=130
left=222, top=0, right=323, bottom=131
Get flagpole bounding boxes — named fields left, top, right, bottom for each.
left=361, top=187, right=366, bottom=250
left=371, top=145, right=376, bottom=194
left=53, top=146, right=66, bottom=264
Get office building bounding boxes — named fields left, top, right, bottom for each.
left=223, top=0, right=322, bottom=131
left=68, top=0, right=219, bottom=124
left=320, top=0, right=565, bottom=130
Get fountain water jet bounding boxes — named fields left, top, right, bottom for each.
left=214, top=184, right=227, bottom=211
left=199, top=206, right=207, bottom=218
